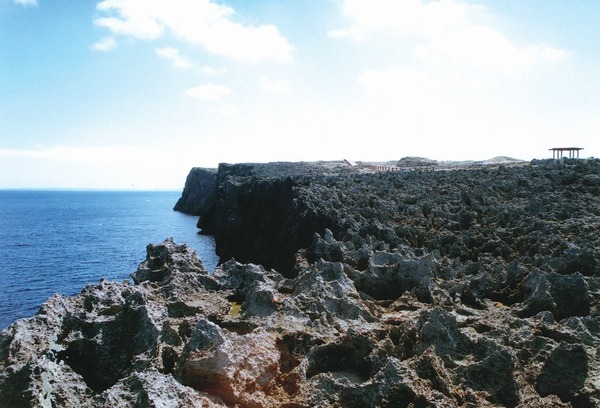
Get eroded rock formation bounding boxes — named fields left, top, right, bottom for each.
left=1, top=158, right=599, bottom=407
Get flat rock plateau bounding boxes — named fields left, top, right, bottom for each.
left=1, top=158, right=599, bottom=407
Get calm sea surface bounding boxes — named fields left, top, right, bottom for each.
left=0, top=190, right=218, bottom=329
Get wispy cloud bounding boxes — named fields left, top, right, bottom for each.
left=156, top=47, right=194, bottom=69
left=94, top=0, right=292, bottom=63
left=185, top=83, right=232, bottom=101
left=13, top=0, right=37, bottom=6
left=330, top=0, right=473, bottom=40
left=90, top=36, right=117, bottom=52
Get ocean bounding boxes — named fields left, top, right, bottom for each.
left=0, top=190, right=218, bottom=330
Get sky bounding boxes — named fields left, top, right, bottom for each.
left=1, top=0, right=599, bottom=189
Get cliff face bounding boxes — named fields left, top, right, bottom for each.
left=1, top=159, right=599, bottom=407
left=196, top=162, right=337, bottom=275
left=173, top=167, right=217, bottom=216
left=181, top=159, right=600, bottom=280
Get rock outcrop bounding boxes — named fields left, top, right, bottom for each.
left=195, top=162, right=344, bottom=273
left=1, top=158, right=599, bottom=407
left=173, top=167, right=217, bottom=216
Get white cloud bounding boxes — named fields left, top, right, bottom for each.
left=90, top=36, right=117, bottom=52
left=94, top=0, right=292, bottom=62
left=414, top=24, right=566, bottom=74
left=330, top=0, right=472, bottom=40
left=95, top=0, right=165, bottom=40
left=260, top=77, right=291, bottom=94
left=156, top=47, right=194, bottom=69
left=332, top=0, right=565, bottom=74
left=185, top=83, right=232, bottom=101
left=13, top=0, right=37, bottom=6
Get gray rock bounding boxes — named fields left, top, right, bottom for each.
left=515, top=270, right=591, bottom=320
left=4, top=158, right=600, bottom=407
left=536, top=342, right=589, bottom=404
left=173, top=167, right=217, bottom=216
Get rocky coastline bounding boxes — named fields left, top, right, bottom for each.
left=1, top=158, right=599, bottom=407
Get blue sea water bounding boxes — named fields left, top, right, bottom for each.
left=0, top=190, right=218, bottom=329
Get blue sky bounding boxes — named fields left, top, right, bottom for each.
left=1, top=0, right=599, bottom=189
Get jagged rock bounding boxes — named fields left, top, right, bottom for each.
left=292, top=260, right=376, bottom=324
left=176, top=319, right=280, bottom=406
left=3, top=158, right=600, bottom=407
left=455, top=348, right=519, bottom=406
left=131, top=238, right=207, bottom=284
left=353, top=251, right=436, bottom=302
left=307, top=229, right=346, bottom=263
left=306, top=356, right=432, bottom=408
left=536, top=342, right=590, bottom=404
left=95, top=369, right=224, bottom=407
left=515, top=270, right=591, bottom=320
